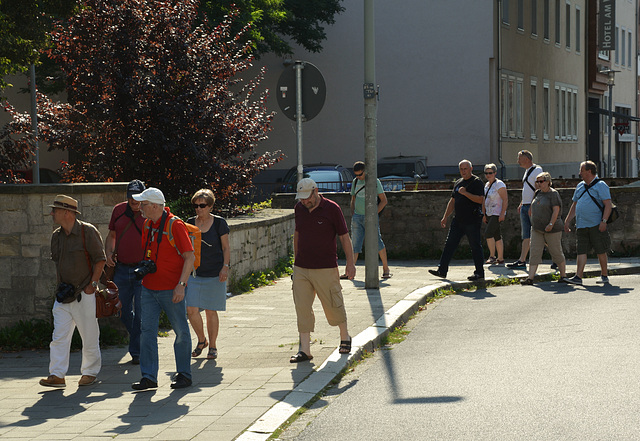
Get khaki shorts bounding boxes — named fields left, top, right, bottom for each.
left=576, top=226, right=611, bottom=255
left=292, top=266, right=347, bottom=333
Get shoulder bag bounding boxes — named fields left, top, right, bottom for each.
left=82, top=225, right=122, bottom=318
left=578, top=179, right=619, bottom=224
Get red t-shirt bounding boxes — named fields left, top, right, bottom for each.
left=141, top=208, right=194, bottom=290
left=108, top=201, right=145, bottom=264
left=294, top=196, right=348, bottom=269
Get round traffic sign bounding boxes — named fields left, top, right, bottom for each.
left=276, top=61, right=326, bottom=122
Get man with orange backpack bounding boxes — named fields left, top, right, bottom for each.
left=130, top=187, right=195, bottom=390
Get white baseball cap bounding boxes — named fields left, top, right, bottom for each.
left=295, top=178, right=317, bottom=199
left=132, top=187, right=165, bottom=205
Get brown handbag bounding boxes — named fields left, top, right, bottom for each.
left=95, top=280, right=122, bottom=319
left=81, top=225, right=122, bottom=318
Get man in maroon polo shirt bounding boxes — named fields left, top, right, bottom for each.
left=290, top=178, right=356, bottom=363
left=104, top=179, right=146, bottom=365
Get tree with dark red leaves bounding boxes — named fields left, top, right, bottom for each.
left=1, top=0, right=282, bottom=210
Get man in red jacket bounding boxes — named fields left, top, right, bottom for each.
left=130, top=187, right=195, bottom=390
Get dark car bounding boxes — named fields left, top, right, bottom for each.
left=378, top=155, right=428, bottom=191
left=276, top=163, right=355, bottom=193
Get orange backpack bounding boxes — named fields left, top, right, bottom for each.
left=145, top=213, right=201, bottom=272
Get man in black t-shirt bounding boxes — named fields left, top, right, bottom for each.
left=429, top=160, right=485, bottom=281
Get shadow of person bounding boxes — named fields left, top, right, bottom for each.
left=107, top=387, right=190, bottom=436
left=12, top=383, right=119, bottom=428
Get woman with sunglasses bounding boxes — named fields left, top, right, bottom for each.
left=185, top=189, right=230, bottom=359
left=521, top=173, right=570, bottom=285
left=482, top=163, right=508, bottom=265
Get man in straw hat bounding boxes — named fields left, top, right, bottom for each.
left=289, top=178, right=355, bottom=363
left=40, top=195, right=106, bottom=387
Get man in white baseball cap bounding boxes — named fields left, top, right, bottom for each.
left=129, top=186, right=195, bottom=390
left=290, top=178, right=356, bottom=363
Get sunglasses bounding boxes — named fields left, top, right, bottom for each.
left=484, top=171, right=494, bottom=175
left=354, top=172, right=364, bottom=177
left=535, top=180, right=546, bottom=184
left=193, top=203, right=209, bottom=209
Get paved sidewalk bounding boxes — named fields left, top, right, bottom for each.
left=0, top=258, right=638, bottom=440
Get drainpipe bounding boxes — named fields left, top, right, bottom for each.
left=497, top=0, right=505, bottom=179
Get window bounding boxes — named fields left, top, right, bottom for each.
left=532, top=0, right=538, bottom=35
left=501, top=76, right=508, bottom=137
left=516, top=78, right=523, bottom=138
left=543, top=81, right=550, bottom=140
left=565, top=2, right=570, bottom=49
left=518, top=0, right=524, bottom=30
left=615, top=26, right=619, bottom=64
left=502, top=0, right=509, bottom=24
left=555, top=0, right=561, bottom=45
left=575, top=7, right=581, bottom=52
left=572, top=90, right=578, bottom=139
left=628, top=31, right=632, bottom=69
left=621, top=28, right=626, bottom=66
left=555, top=86, right=560, bottom=139
left=500, top=72, right=524, bottom=139
left=531, top=80, right=538, bottom=139
left=554, top=82, right=579, bottom=141
left=544, top=0, right=550, bottom=40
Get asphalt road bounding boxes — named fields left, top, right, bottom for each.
left=277, top=275, right=640, bottom=441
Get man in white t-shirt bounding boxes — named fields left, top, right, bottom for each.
left=507, top=150, right=543, bottom=269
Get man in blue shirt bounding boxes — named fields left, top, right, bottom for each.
left=564, top=161, right=613, bottom=284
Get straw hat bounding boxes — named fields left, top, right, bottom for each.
left=48, top=195, right=81, bottom=214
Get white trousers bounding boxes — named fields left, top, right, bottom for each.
left=49, top=291, right=101, bottom=377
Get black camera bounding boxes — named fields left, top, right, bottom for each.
left=55, top=282, right=77, bottom=303
left=134, top=260, right=157, bottom=280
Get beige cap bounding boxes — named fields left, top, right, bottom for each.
left=295, top=178, right=317, bottom=199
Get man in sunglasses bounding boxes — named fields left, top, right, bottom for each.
left=104, top=179, right=146, bottom=365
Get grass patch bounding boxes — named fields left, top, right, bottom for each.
left=229, top=253, right=294, bottom=295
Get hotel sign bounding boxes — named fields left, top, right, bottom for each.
left=598, top=0, right=615, bottom=50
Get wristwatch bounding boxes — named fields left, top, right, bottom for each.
left=224, top=264, right=230, bottom=268
left=548, top=222, right=553, bottom=226
left=91, top=281, right=98, bottom=289
left=179, top=281, right=187, bottom=287
left=602, top=219, right=607, bottom=223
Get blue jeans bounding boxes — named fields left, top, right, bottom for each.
left=140, top=287, right=192, bottom=383
left=520, top=204, right=532, bottom=240
left=350, top=213, right=385, bottom=253
left=113, top=264, right=141, bottom=358
left=438, top=217, right=484, bottom=277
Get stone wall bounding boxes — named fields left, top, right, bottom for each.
left=0, top=184, right=294, bottom=328
left=272, top=184, right=640, bottom=258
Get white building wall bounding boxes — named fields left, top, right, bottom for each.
left=254, top=0, right=495, bottom=181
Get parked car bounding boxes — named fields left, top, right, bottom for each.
left=275, top=163, right=355, bottom=193
left=377, top=155, right=428, bottom=191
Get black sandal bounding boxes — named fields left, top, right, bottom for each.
left=289, top=351, right=313, bottom=363
left=339, top=337, right=352, bottom=354
left=521, top=278, right=534, bottom=285
left=191, top=339, right=208, bottom=358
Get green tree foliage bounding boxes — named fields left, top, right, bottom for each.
left=201, top=0, right=345, bottom=56
left=0, top=0, right=78, bottom=89
left=1, top=0, right=283, bottom=210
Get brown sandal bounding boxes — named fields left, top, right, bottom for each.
left=192, top=339, right=208, bottom=358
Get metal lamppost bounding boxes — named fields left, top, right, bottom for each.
left=601, top=68, right=619, bottom=177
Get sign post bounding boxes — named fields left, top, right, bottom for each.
left=277, top=61, right=326, bottom=183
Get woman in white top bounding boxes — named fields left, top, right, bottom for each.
left=482, top=163, right=508, bottom=265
